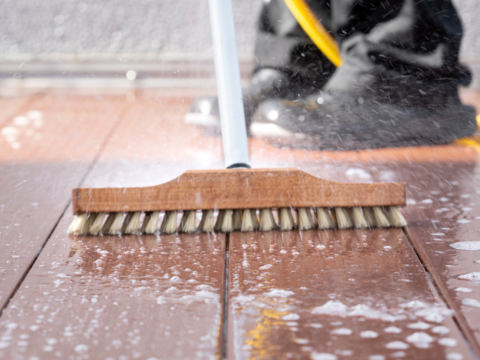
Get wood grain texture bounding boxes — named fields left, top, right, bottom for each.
left=0, top=210, right=226, bottom=360
left=72, top=168, right=406, bottom=213
left=227, top=229, right=475, bottom=360
left=0, top=94, right=127, bottom=311
left=397, top=161, right=480, bottom=357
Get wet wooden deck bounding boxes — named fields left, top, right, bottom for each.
left=0, top=88, right=480, bottom=359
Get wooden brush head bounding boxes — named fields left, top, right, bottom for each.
left=72, top=168, right=405, bottom=214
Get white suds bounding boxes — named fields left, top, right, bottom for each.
left=450, top=241, right=480, bottom=251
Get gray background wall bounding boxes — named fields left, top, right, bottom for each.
left=0, top=0, right=479, bottom=82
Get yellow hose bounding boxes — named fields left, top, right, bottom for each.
left=284, top=0, right=480, bottom=148
left=283, top=0, right=342, bottom=67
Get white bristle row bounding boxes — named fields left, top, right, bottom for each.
left=67, top=206, right=407, bottom=236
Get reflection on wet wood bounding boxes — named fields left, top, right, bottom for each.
left=228, top=229, right=474, bottom=360
left=0, top=94, right=126, bottom=311
left=0, top=213, right=226, bottom=359
left=399, top=161, right=480, bottom=357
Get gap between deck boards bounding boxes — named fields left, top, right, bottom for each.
left=402, top=227, right=480, bottom=358
left=0, top=91, right=137, bottom=315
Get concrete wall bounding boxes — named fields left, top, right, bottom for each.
left=0, top=0, right=479, bottom=83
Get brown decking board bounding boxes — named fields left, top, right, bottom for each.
left=227, top=229, right=474, bottom=360
left=0, top=94, right=128, bottom=311
left=0, top=213, right=226, bottom=359
left=397, top=161, right=480, bottom=357
left=1, top=89, right=480, bottom=359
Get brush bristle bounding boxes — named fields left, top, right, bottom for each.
left=78, top=214, right=96, bottom=235
left=160, top=211, right=178, bottom=234
left=241, top=209, right=255, bottom=232
left=143, top=211, right=159, bottom=234
left=220, top=210, right=233, bottom=232
left=121, top=212, right=133, bottom=234
left=316, top=208, right=335, bottom=229
left=88, top=212, right=106, bottom=236
left=214, top=210, right=225, bottom=232
left=140, top=212, right=158, bottom=234
left=352, top=207, right=368, bottom=229
left=199, top=210, right=214, bottom=232
left=363, top=207, right=376, bottom=227
left=387, top=206, right=407, bottom=227
left=297, top=208, right=314, bottom=230
left=68, top=213, right=88, bottom=235
left=252, top=209, right=260, bottom=230
left=335, top=207, right=353, bottom=229
left=233, top=210, right=242, bottom=231
left=124, top=211, right=141, bottom=234
left=108, top=212, right=124, bottom=235
left=279, top=208, right=295, bottom=231
left=100, top=213, right=115, bottom=235
left=70, top=203, right=407, bottom=236
left=179, top=210, right=197, bottom=233
left=259, top=208, right=277, bottom=231
left=373, top=206, right=391, bottom=227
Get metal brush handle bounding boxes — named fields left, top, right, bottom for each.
left=208, top=0, right=251, bottom=169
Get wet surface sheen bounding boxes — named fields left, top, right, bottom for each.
left=0, top=213, right=225, bottom=359
left=228, top=229, right=474, bottom=360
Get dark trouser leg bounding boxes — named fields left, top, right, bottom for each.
left=255, top=0, right=471, bottom=89
left=251, top=0, right=477, bottom=149
left=254, top=0, right=336, bottom=91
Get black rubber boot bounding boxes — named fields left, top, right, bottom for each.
left=249, top=0, right=477, bottom=150
left=250, top=35, right=477, bottom=150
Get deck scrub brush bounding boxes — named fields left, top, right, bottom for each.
left=67, top=0, right=407, bottom=237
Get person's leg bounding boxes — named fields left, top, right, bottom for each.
left=251, top=0, right=477, bottom=149
left=185, top=0, right=336, bottom=134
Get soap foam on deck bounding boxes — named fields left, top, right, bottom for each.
left=311, top=300, right=451, bottom=323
